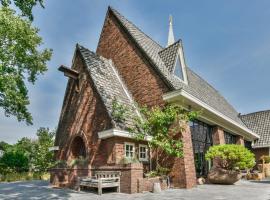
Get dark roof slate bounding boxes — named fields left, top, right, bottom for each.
left=240, top=111, right=270, bottom=148
left=77, top=44, right=139, bottom=130
left=109, top=7, right=246, bottom=127
left=158, top=41, right=180, bottom=72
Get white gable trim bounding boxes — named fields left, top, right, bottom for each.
left=163, top=89, right=259, bottom=139
left=98, top=128, right=151, bottom=141
left=172, top=43, right=188, bottom=85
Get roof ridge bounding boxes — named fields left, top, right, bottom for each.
left=105, top=59, right=142, bottom=118
left=109, top=6, right=164, bottom=50
left=158, top=40, right=181, bottom=54
left=241, top=109, right=270, bottom=117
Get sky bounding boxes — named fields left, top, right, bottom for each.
left=1, top=0, right=270, bottom=143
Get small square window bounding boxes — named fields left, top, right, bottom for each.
left=125, top=143, right=135, bottom=158
left=139, top=145, right=148, bottom=161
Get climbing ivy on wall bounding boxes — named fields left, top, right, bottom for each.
left=130, top=104, right=199, bottom=168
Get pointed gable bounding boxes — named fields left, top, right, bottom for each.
left=106, top=7, right=247, bottom=128
left=77, top=44, right=139, bottom=130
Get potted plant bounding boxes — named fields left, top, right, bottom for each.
left=205, top=144, right=255, bottom=184
left=258, top=155, right=270, bottom=177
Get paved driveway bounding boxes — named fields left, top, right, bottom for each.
left=0, top=179, right=269, bottom=200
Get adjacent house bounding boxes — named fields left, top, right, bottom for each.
left=51, top=7, right=262, bottom=193
left=241, top=110, right=270, bottom=163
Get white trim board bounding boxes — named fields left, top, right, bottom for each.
left=163, top=89, right=259, bottom=140
left=98, top=128, right=151, bottom=141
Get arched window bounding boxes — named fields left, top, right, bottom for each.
left=71, top=136, right=86, bottom=158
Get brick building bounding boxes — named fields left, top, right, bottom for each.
left=51, top=7, right=261, bottom=193
left=241, top=110, right=270, bottom=164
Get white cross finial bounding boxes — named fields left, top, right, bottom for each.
left=167, top=15, right=175, bottom=47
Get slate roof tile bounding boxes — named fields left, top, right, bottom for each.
left=109, top=7, right=246, bottom=128
left=240, top=111, right=270, bottom=147
left=77, top=44, right=139, bottom=130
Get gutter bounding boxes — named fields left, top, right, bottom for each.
left=163, top=89, right=260, bottom=139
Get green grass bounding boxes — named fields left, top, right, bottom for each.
left=0, top=172, right=50, bottom=182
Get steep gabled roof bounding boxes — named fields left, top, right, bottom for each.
left=108, top=7, right=246, bottom=128
left=240, top=110, right=270, bottom=148
left=77, top=44, right=139, bottom=130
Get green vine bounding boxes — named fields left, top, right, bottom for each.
left=111, top=98, right=129, bottom=124
left=129, top=104, right=198, bottom=168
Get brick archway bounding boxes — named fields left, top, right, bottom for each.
left=70, top=136, right=86, bottom=158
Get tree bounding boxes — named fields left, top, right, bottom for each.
left=0, top=141, right=11, bottom=151
left=1, top=0, right=44, bottom=21
left=0, top=150, right=29, bottom=172
left=130, top=104, right=198, bottom=169
left=0, top=3, right=52, bottom=125
left=0, top=7, right=52, bottom=124
left=32, top=127, right=55, bottom=172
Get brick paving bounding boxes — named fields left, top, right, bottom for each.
left=0, top=179, right=270, bottom=200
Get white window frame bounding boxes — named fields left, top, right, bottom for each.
left=124, top=142, right=135, bottom=158
left=139, top=144, right=148, bottom=161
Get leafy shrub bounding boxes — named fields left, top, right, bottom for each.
left=0, top=150, right=29, bottom=172
left=260, top=155, right=270, bottom=164
left=156, top=166, right=170, bottom=175
left=119, top=157, right=139, bottom=165
left=54, top=160, right=68, bottom=168
left=205, top=144, right=255, bottom=170
left=69, top=156, right=88, bottom=167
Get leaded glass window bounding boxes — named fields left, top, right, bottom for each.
left=244, top=140, right=252, bottom=151
left=224, top=131, right=237, bottom=144
left=190, top=120, right=213, bottom=177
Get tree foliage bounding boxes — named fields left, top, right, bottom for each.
left=130, top=104, right=198, bottom=167
left=32, top=127, right=55, bottom=172
left=0, top=7, right=52, bottom=124
left=205, top=144, right=255, bottom=170
left=0, top=127, right=55, bottom=174
left=1, top=0, right=44, bottom=21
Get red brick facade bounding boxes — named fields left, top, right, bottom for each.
left=52, top=7, right=255, bottom=194
left=212, top=126, right=225, bottom=145
left=96, top=10, right=196, bottom=189
left=252, top=148, right=269, bottom=164
left=55, top=52, right=113, bottom=166
left=96, top=11, right=170, bottom=107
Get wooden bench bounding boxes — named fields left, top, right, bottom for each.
left=79, top=171, right=121, bottom=195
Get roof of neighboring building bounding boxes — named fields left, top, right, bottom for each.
left=77, top=44, right=139, bottom=130
left=108, top=7, right=246, bottom=128
left=240, top=110, right=270, bottom=148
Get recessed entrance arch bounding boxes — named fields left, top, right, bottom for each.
left=70, top=136, right=86, bottom=158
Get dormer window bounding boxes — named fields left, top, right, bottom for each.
left=174, top=56, right=184, bottom=80
left=173, top=44, right=188, bottom=84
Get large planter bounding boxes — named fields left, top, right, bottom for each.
left=207, top=167, right=241, bottom=184
left=258, top=163, right=270, bottom=177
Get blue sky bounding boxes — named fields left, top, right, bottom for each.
left=1, top=0, right=270, bottom=143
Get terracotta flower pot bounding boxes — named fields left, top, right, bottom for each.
left=207, top=167, right=241, bottom=184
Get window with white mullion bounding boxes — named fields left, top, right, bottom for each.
left=139, top=144, right=148, bottom=161
left=125, top=143, right=135, bottom=158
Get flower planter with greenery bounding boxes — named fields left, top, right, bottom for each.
left=206, top=144, right=255, bottom=184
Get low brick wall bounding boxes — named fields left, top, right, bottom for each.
left=50, top=164, right=171, bottom=194
left=138, top=177, right=168, bottom=193
left=92, top=163, right=143, bottom=193
left=50, top=167, right=91, bottom=189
